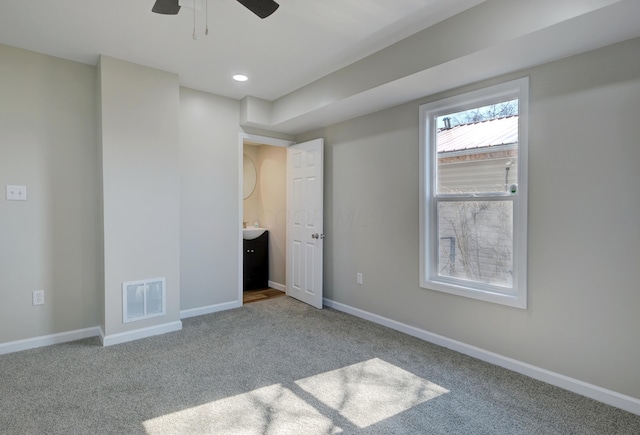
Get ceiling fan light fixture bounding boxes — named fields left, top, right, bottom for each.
left=233, top=75, right=249, bottom=82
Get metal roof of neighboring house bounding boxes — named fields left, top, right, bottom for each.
left=437, top=116, right=518, bottom=153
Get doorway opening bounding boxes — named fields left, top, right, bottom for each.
left=239, top=134, right=293, bottom=305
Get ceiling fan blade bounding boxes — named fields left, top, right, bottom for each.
left=236, top=0, right=279, bottom=19
left=152, top=0, right=181, bottom=15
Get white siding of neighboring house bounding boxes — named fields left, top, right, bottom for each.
left=438, top=153, right=518, bottom=194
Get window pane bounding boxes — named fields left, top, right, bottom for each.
left=437, top=200, right=513, bottom=288
left=436, top=100, right=518, bottom=194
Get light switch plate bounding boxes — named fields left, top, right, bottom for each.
left=6, top=185, right=27, bottom=201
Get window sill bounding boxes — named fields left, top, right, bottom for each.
left=420, top=279, right=526, bottom=309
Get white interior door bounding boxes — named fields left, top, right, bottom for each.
left=286, top=138, right=324, bottom=309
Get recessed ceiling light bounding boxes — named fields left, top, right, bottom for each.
left=233, top=74, right=248, bottom=82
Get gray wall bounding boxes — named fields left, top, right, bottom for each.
left=98, top=56, right=181, bottom=336
left=0, top=47, right=243, bottom=344
left=180, top=87, right=240, bottom=310
left=0, top=44, right=101, bottom=343
left=298, top=38, right=640, bottom=400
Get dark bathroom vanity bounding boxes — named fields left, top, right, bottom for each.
left=243, top=231, right=269, bottom=291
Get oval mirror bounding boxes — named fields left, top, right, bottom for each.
left=243, top=153, right=257, bottom=199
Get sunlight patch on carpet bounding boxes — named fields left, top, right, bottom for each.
left=143, top=358, right=447, bottom=433
left=295, top=358, right=449, bottom=428
left=143, top=384, right=342, bottom=435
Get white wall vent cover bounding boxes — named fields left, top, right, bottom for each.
left=122, top=277, right=166, bottom=323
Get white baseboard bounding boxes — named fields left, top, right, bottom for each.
left=0, top=326, right=100, bottom=355
left=0, top=299, right=243, bottom=354
left=180, top=300, right=241, bottom=319
left=268, top=281, right=286, bottom=292
left=100, top=321, right=182, bottom=347
left=323, top=298, right=640, bottom=416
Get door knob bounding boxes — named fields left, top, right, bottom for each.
left=311, top=233, right=326, bottom=239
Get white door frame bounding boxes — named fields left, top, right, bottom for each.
left=238, top=133, right=294, bottom=304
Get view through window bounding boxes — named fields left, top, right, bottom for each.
left=436, top=100, right=518, bottom=287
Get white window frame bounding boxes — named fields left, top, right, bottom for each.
left=419, top=78, right=529, bottom=309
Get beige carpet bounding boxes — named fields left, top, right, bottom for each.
left=1, top=296, right=639, bottom=434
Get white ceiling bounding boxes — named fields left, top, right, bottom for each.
left=0, top=0, right=483, bottom=101
left=1, top=0, right=640, bottom=135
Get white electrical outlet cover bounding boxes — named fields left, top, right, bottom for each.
left=32, top=290, right=44, bottom=305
